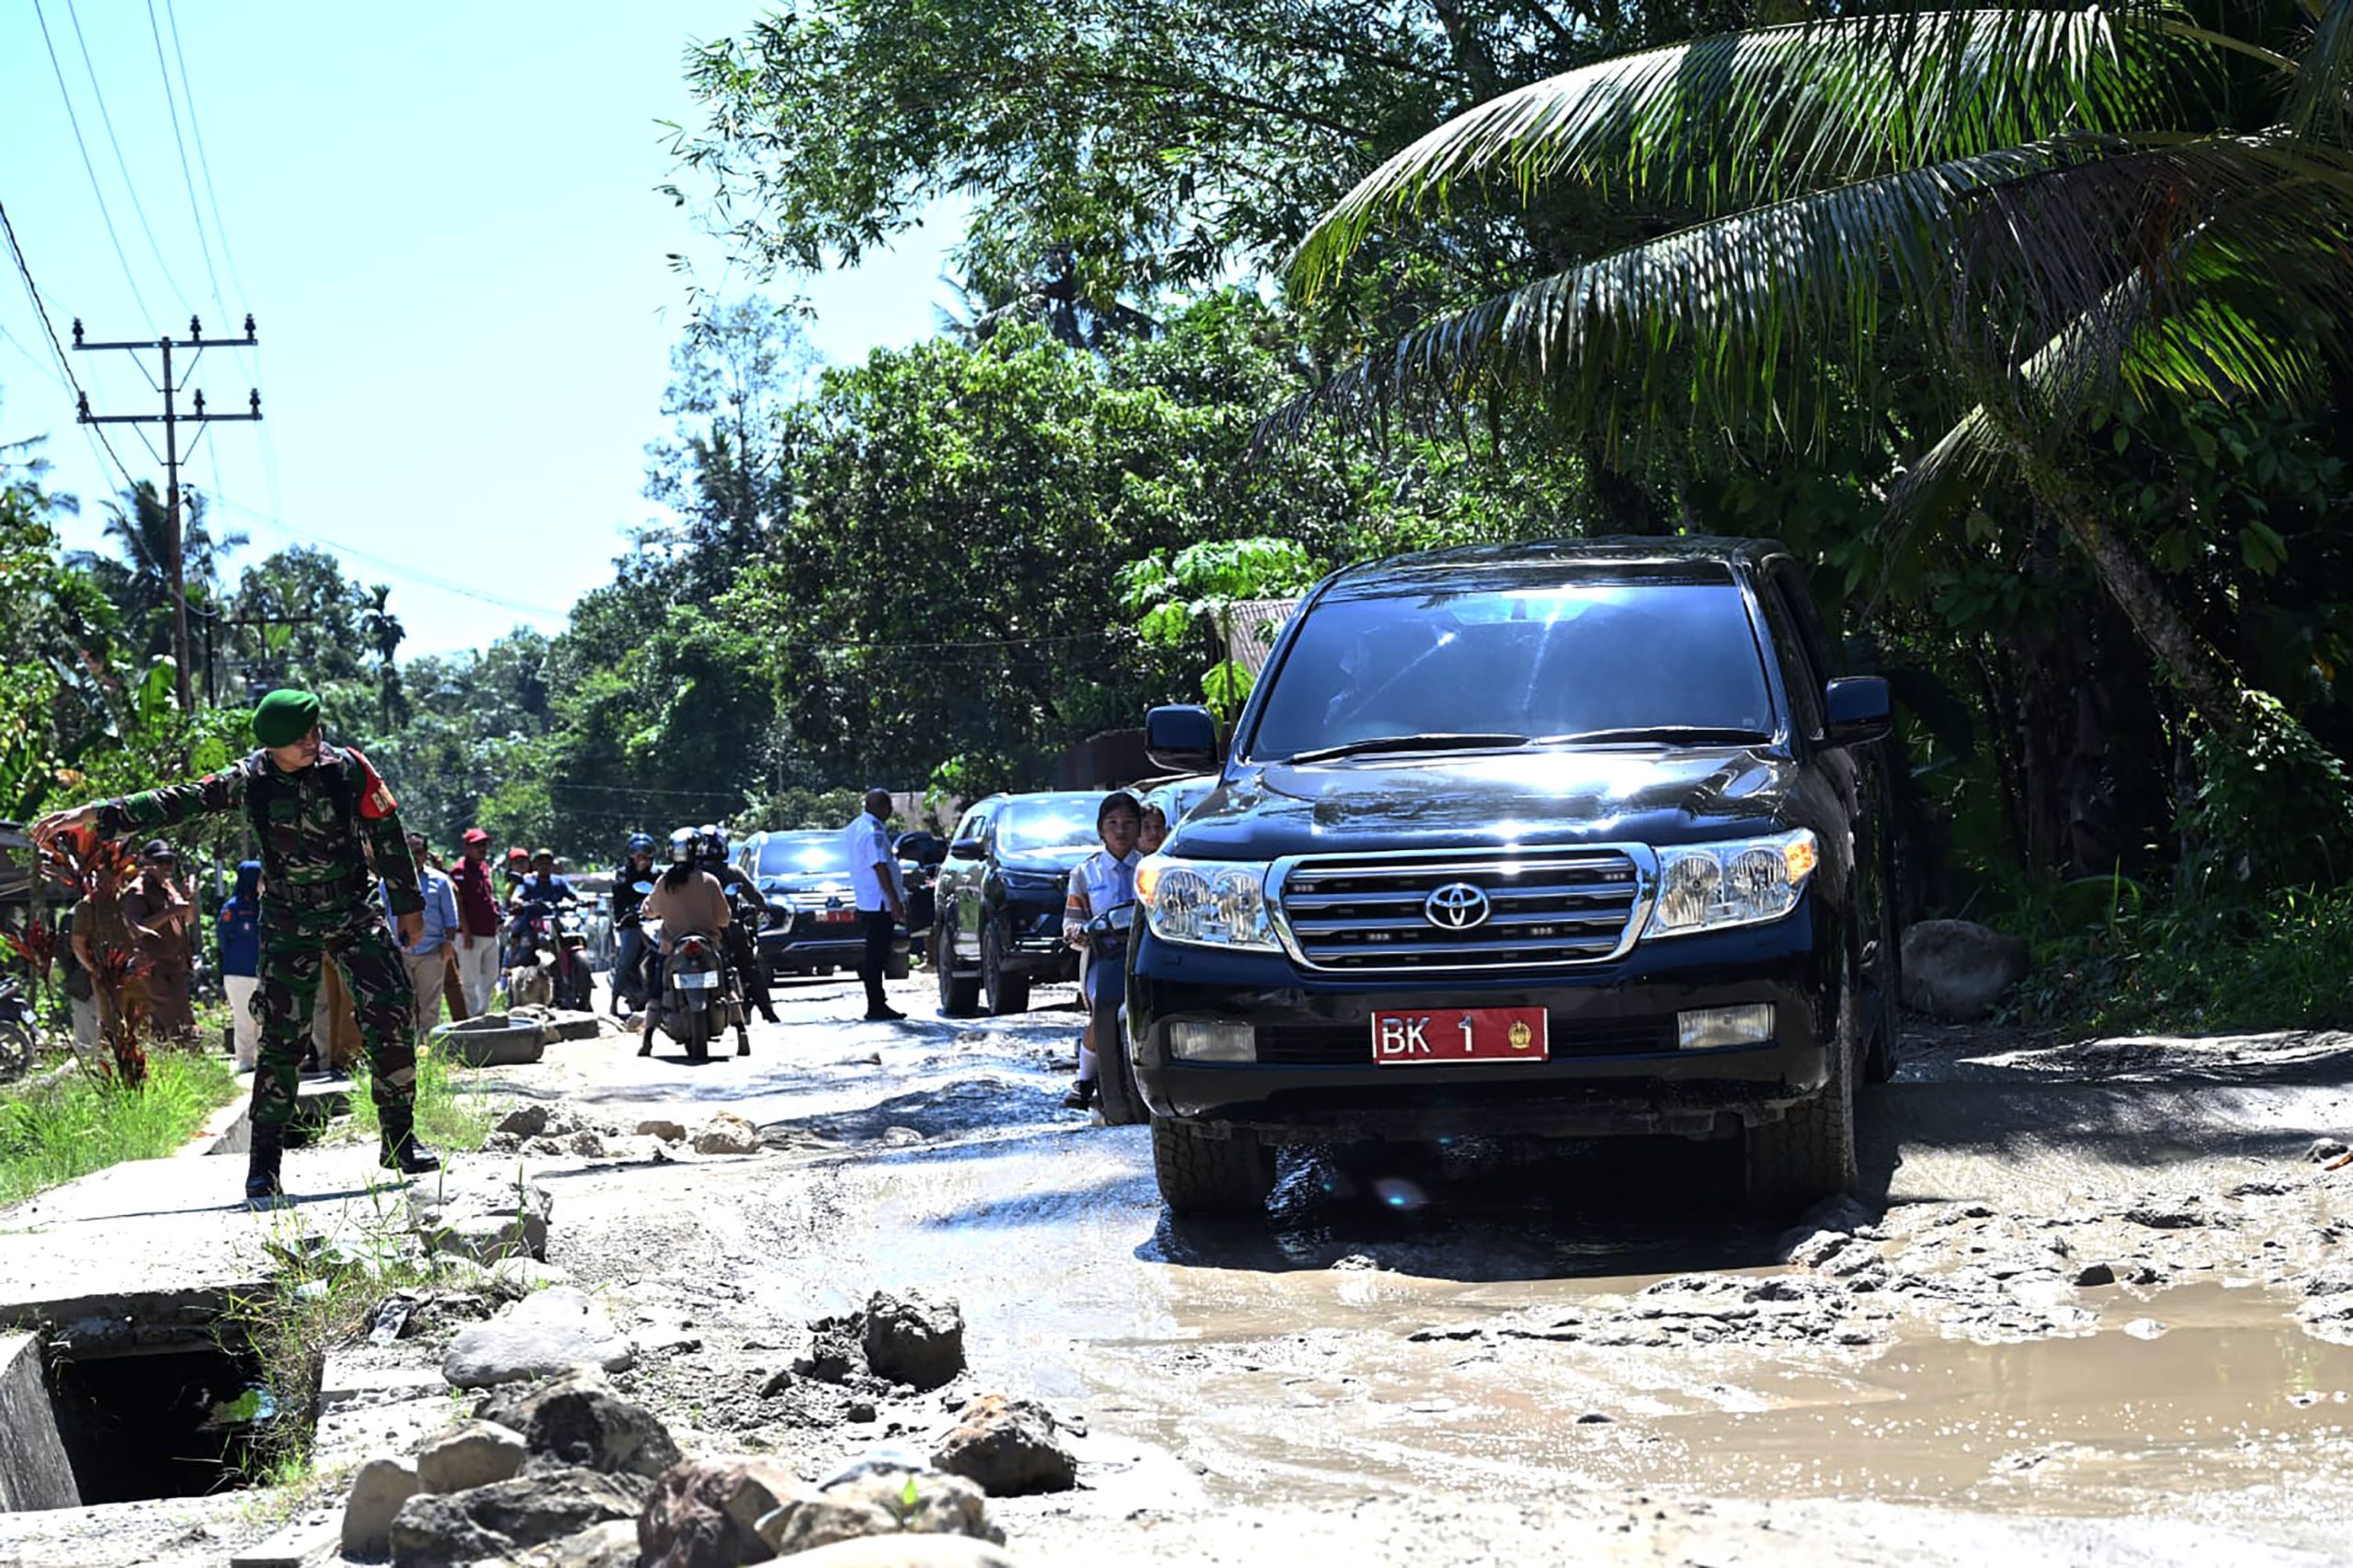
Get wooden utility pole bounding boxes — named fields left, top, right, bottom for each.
left=72, top=313, right=262, bottom=712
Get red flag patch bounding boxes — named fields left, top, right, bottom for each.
left=347, top=747, right=399, bottom=821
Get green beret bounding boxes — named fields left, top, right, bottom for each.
left=252, top=688, right=322, bottom=748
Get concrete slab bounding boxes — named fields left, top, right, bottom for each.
left=227, top=1517, right=337, bottom=1568
left=0, top=1147, right=417, bottom=1352
left=0, top=1331, right=78, bottom=1512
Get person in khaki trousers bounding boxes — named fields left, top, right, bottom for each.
left=381, top=831, right=459, bottom=1042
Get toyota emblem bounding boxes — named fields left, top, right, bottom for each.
left=1424, top=881, right=1491, bottom=929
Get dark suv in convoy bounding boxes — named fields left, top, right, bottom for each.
left=931, top=791, right=1108, bottom=1016
left=736, top=830, right=909, bottom=982
left=1125, top=539, right=1898, bottom=1216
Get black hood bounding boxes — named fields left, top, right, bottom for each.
left=1166, top=746, right=1804, bottom=861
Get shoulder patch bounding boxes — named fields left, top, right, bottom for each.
left=345, top=746, right=400, bottom=821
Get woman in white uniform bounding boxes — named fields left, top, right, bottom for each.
left=1063, top=792, right=1142, bottom=1111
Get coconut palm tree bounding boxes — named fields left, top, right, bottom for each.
left=1280, top=1, right=2353, bottom=738
left=68, top=481, right=246, bottom=662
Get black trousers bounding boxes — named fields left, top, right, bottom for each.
left=857, top=910, right=894, bottom=1012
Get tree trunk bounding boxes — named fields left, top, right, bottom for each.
left=1998, top=434, right=2246, bottom=738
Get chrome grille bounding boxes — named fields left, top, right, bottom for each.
left=1274, top=846, right=1646, bottom=972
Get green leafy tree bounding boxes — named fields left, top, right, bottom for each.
left=1281, top=2, right=2353, bottom=746
left=1120, top=537, right=1317, bottom=719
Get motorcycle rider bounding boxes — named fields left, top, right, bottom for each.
left=639, top=826, right=735, bottom=1056
left=609, top=832, right=659, bottom=1013
left=692, top=824, right=782, bottom=1025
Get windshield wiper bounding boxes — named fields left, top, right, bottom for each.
left=1532, top=725, right=1772, bottom=746
left=1283, top=732, right=1529, bottom=764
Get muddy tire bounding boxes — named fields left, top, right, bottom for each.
left=884, top=945, right=911, bottom=983
left=1744, top=979, right=1859, bottom=1212
left=983, top=925, right=1029, bottom=1016
left=1152, top=1118, right=1276, bottom=1216
left=680, top=1008, right=710, bottom=1062
left=936, top=924, right=979, bottom=1017
left=1863, top=892, right=1902, bottom=1085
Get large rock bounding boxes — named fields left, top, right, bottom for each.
left=638, top=1456, right=813, bottom=1568
left=445, top=1288, right=635, bottom=1389
left=497, top=1104, right=552, bottom=1137
left=930, top=1394, right=1076, bottom=1495
left=390, top=1467, right=650, bottom=1568
left=691, top=1113, right=762, bottom=1155
left=636, top=1119, right=687, bottom=1142
left=539, top=1518, right=642, bottom=1567
left=1900, top=919, right=2029, bottom=1022
left=413, top=1168, right=554, bottom=1264
left=550, top=1010, right=604, bottom=1041
left=415, top=1418, right=529, bottom=1493
left=778, top=1541, right=1024, bottom=1568
left=341, top=1455, right=421, bottom=1557
left=755, top=1461, right=1000, bottom=1557
left=479, top=1371, right=683, bottom=1479
left=862, top=1290, right=966, bottom=1391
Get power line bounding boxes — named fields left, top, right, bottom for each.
left=64, top=0, right=190, bottom=312
left=0, top=196, right=137, bottom=489
left=160, top=0, right=248, bottom=311
left=29, top=0, right=153, bottom=323
left=203, top=489, right=577, bottom=619
left=143, top=0, right=227, bottom=324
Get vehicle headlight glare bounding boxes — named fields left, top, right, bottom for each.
left=1644, top=829, right=1817, bottom=937
left=1140, top=855, right=1278, bottom=951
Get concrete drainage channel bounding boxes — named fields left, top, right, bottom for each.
left=0, top=1082, right=361, bottom=1517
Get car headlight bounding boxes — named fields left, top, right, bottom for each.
left=1136, top=854, right=1279, bottom=951
left=1643, top=829, right=1818, bottom=937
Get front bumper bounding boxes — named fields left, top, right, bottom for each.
left=996, top=899, right=1078, bottom=980
left=1128, top=902, right=1835, bottom=1142
left=756, top=911, right=905, bottom=970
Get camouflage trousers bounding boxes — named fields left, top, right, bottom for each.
left=253, top=905, right=416, bottom=1131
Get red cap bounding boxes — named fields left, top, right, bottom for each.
left=506, top=846, right=529, bottom=862
left=461, top=828, right=490, bottom=845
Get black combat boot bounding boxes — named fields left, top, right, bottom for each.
left=244, top=1120, right=285, bottom=1207
left=379, top=1108, right=442, bottom=1176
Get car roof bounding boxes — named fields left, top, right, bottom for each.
left=1329, top=535, right=1787, bottom=594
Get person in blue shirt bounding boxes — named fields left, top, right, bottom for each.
left=218, top=860, right=264, bottom=1069
left=503, top=848, right=575, bottom=965
left=382, top=832, right=460, bottom=1041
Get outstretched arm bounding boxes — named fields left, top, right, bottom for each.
left=32, top=768, right=249, bottom=847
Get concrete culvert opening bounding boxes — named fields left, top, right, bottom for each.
left=44, top=1339, right=291, bottom=1504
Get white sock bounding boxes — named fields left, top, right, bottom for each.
left=1077, top=1042, right=1098, bottom=1084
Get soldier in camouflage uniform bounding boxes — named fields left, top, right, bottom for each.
left=32, top=688, right=441, bottom=1205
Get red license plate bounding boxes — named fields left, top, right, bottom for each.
left=818, top=909, right=858, bottom=925
left=1370, top=1006, right=1548, bottom=1065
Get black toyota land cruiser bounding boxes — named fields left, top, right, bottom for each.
left=1122, top=539, right=1899, bottom=1217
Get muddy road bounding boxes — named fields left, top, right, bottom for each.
left=500, top=977, right=2353, bottom=1565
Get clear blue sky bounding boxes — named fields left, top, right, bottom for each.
left=1, top=1, right=960, bottom=654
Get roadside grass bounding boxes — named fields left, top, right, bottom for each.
left=2006, top=881, right=2353, bottom=1035
left=341, top=1042, right=494, bottom=1154
left=0, top=1049, right=240, bottom=1207
left=224, top=1181, right=444, bottom=1483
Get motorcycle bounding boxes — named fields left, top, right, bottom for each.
left=647, top=919, right=750, bottom=1062
left=507, top=896, right=593, bottom=1012
left=0, top=974, right=36, bottom=1084
left=1083, top=903, right=1144, bottom=1125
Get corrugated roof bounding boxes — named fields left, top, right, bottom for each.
left=1223, top=598, right=1299, bottom=677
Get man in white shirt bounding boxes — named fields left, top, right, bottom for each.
left=843, top=789, right=908, bottom=1021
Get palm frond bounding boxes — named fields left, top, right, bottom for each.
left=2289, top=0, right=2353, bottom=137
left=1290, top=6, right=2200, bottom=301
left=1269, top=133, right=2353, bottom=463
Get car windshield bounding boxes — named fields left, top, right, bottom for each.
left=754, top=834, right=849, bottom=878
left=995, top=798, right=1104, bottom=856
left=1245, top=566, right=1777, bottom=762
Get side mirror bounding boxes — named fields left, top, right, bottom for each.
left=1824, top=676, right=1893, bottom=748
left=949, top=837, right=984, bottom=860
left=1146, top=704, right=1221, bottom=773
